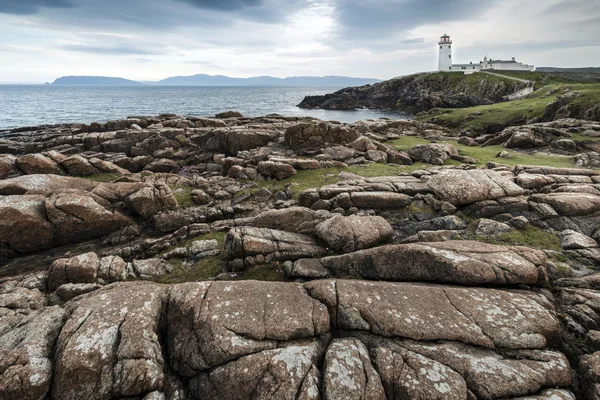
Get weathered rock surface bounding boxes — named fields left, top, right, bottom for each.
left=315, top=214, right=393, bottom=252
left=295, top=241, right=546, bottom=285
left=0, top=306, right=65, bottom=400
left=167, top=281, right=329, bottom=376
left=52, top=282, right=168, bottom=400
left=305, top=279, right=559, bottom=349
left=225, top=226, right=326, bottom=269
left=427, top=169, right=524, bottom=205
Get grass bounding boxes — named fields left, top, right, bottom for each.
left=467, top=223, right=562, bottom=252
left=154, top=231, right=228, bottom=284
left=85, top=172, right=123, bottom=182
left=236, top=263, right=287, bottom=281
left=156, top=256, right=224, bottom=284
left=169, top=185, right=195, bottom=207
left=387, top=136, right=577, bottom=168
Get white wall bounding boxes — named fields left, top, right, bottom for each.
left=438, top=43, right=452, bottom=71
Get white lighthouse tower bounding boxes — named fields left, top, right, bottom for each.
left=438, top=34, right=452, bottom=71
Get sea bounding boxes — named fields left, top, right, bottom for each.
left=0, top=85, right=410, bottom=130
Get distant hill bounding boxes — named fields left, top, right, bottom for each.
left=52, top=76, right=144, bottom=85
left=153, top=74, right=381, bottom=86
left=537, top=67, right=600, bottom=73
left=50, top=74, right=381, bottom=87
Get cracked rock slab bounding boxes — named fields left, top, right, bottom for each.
left=0, top=306, right=65, bottom=400
left=304, top=280, right=560, bottom=350
left=167, top=281, right=330, bottom=376
left=51, top=282, right=168, bottom=400
left=322, top=338, right=386, bottom=400
left=189, top=338, right=327, bottom=400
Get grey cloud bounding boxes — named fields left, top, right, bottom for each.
left=176, top=0, right=262, bottom=11
left=59, top=44, right=160, bottom=56
left=332, top=0, right=500, bottom=41
left=0, top=0, right=73, bottom=15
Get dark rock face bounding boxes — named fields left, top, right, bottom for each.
left=298, top=72, right=529, bottom=114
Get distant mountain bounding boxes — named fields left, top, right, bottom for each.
left=153, top=74, right=381, bottom=86
left=537, top=67, right=600, bottom=73
left=51, top=74, right=381, bottom=87
left=52, top=76, right=143, bottom=85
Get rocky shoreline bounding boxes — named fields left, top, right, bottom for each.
left=1, top=112, right=600, bottom=399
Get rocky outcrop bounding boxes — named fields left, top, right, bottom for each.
left=4, top=114, right=600, bottom=399
left=298, top=71, right=529, bottom=114
left=0, top=176, right=177, bottom=256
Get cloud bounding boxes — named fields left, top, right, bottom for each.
left=58, top=43, right=160, bottom=56
left=331, top=0, right=500, bottom=43
left=0, top=0, right=73, bottom=15
left=176, top=0, right=262, bottom=11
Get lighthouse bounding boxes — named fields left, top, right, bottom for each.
left=438, top=34, right=452, bottom=71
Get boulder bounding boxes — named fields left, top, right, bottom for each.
left=581, top=351, right=600, bottom=400
left=252, top=207, right=329, bottom=235
left=15, top=154, right=64, bottom=175
left=299, top=241, right=545, bottom=285
left=0, top=195, right=54, bottom=253
left=559, top=229, right=598, bottom=249
left=48, top=252, right=100, bottom=291
left=257, top=161, right=296, bottom=180
left=332, top=192, right=411, bottom=210
left=125, top=183, right=178, bottom=218
left=408, top=143, right=458, bottom=165
left=427, top=169, right=524, bottom=206
left=225, top=227, right=326, bottom=267
left=315, top=214, right=393, bottom=252
left=474, top=218, right=512, bottom=236
left=0, top=174, right=98, bottom=195
left=0, top=154, right=17, bottom=179
left=529, top=193, right=600, bottom=216
left=285, top=121, right=360, bottom=149
left=215, top=111, right=243, bottom=118
left=59, top=155, right=95, bottom=176
left=52, top=282, right=168, bottom=400
left=45, top=191, right=133, bottom=244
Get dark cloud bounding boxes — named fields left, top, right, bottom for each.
left=176, top=0, right=262, bottom=11
left=59, top=44, right=160, bottom=56
left=0, top=0, right=73, bottom=15
left=332, top=0, right=500, bottom=41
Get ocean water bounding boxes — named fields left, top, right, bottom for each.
left=0, top=85, right=409, bottom=130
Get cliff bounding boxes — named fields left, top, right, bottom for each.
left=298, top=71, right=530, bottom=114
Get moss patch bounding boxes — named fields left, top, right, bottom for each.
left=468, top=225, right=562, bottom=252
left=154, top=231, right=228, bottom=284
left=237, top=263, right=287, bottom=281
left=387, top=136, right=577, bottom=169
left=85, top=172, right=123, bottom=182
left=156, top=256, right=224, bottom=284
left=169, top=185, right=195, bottom=208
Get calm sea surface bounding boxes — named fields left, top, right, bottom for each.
left=0, top=85, right=409, bottom=130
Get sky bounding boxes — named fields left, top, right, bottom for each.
left=0, top=0, right=599, bottom=83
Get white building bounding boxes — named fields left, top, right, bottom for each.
left=438, top=34, right=534, bottom=74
